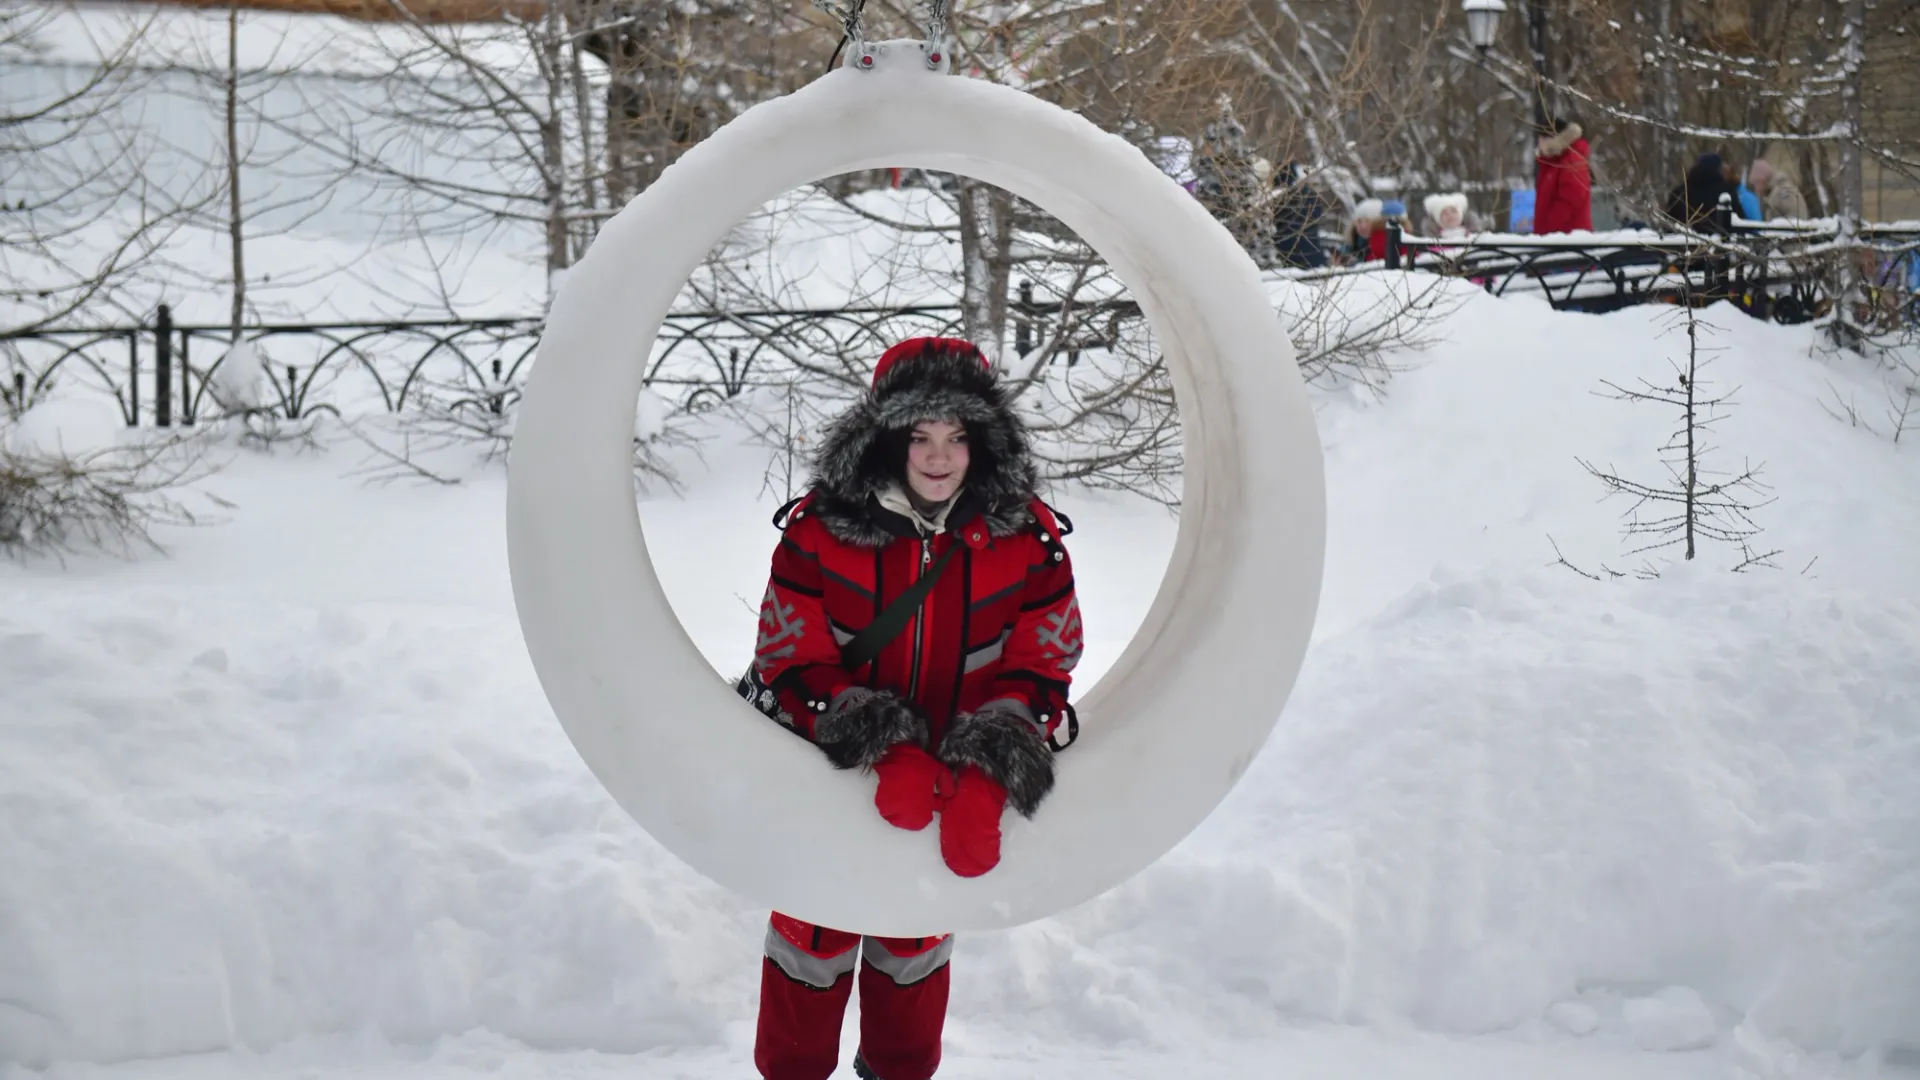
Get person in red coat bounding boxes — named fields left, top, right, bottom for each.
left=1534, top=115, right=1593, bottom=235
left=748, top=336, right=1082, bottom=1080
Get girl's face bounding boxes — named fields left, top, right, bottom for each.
left=1439, top=205, right=1463, bottom=229
left=906, top=420, right=969, bottom=504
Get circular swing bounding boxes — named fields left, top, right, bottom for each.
left=506, top=33, right=1325, bottom=938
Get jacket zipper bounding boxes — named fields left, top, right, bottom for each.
left=906, top=533, right=931, bottom=701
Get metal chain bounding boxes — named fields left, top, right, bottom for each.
left=923, top=0, right=950, bottom=56
left=813, top=0, right=949, bottom=71
left=812, top=0, right=867, bottom=70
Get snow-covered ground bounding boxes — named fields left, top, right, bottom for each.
left=5, top=277, right=1918, bottom=1079
left=5, top=264, right=1920, bottom=1080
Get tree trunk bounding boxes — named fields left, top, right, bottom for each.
left=541, top=0, right=570, bottom=289
left=1834, top=0, right=1866, bottom=343
left=568, top=5, right=599, bottom=244
left=1837, top=0, right=1865, bottom=224
left=956, top=178, right=1014, bottom=366
left=227, top=0, right=245, bottom=342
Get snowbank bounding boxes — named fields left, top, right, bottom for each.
left=3, top=397, right=125, bottom=458
left=1006, top=565, right=1919, bottom=1057
left=5, top=565, right=1913, bottom=1069
left=0, top=601, right=739, bottom=1066
left=2, top=282, right=1917, bottom=1072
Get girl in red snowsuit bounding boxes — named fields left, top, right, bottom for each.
left=748, top=337, right=1082, bottom=1080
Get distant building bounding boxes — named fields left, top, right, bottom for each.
left=143, top=0, right=538, bottom=23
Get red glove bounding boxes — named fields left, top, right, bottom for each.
left=938, top=766, right=1008, bottom=877
left=872, top=743, right=953, bottom=831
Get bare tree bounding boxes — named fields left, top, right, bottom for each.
left=1573, top=294, right=1781, bottom=572
left=261, top=0, right=814, bottom=312
left=1, top=7, right=211, bottom=336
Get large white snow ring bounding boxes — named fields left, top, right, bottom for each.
left=507, top=43, right=1325, bottom=936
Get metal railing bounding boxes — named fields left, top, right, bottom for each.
left=0, top=290, right=1142, bottom=426
left=1382, top=206, right=1920, bottom=325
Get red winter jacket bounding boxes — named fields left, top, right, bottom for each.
left=749, top=338, right=1082, bottom=753
left=1534, top=125, right=1593, bottom=235
left=753, top=493, right=1080, bottom=747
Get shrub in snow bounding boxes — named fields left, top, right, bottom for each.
left=630, top=387, right=692, bottom=496
left=0, top=422, right=225, bottom=560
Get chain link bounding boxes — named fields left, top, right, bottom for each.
left=923, top=0, right=950, bottom=51
left=811, top=0, right=866, bottom=69
left=813, top=0, right=949, bottom=71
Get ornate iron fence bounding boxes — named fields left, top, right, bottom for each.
left=0, top=291, right=1142, bottom=427
left=1384, top=206, right=1920, bottom=326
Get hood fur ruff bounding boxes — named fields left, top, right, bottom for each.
left=1538, top=122, right=1584, bottom=159
left=1423, top=191, right=1469, bottom=222
left=805, top=346, right=1040, bottom=548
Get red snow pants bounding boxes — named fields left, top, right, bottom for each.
left=755, top=912, right=953, bottom=1080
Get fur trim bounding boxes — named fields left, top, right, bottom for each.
left=814, top=688, right=928, bottom=771
left=1538, top=123, right=1584, bottom=159
left=1353, top=198, right=1384, bottom=220
left=1423, top=192, right=1469, bottom=222
left=806, top=347, right=1040, bottom=548
left=937, top=704, right=1055, bottom=818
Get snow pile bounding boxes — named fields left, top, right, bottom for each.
left=3, top=397, right=124, bottom=458
left=1, top=286, right=1917, bottom=1075
left=633, top=386, right=672, bottom=443
left=1010, top=565, right=1917, bottom=1056
left=207, top=338, right=270, bottom=414
left=0, top=600, right=736, bottom=1066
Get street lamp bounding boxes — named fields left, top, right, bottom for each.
left=1462, top=0, right=1506, bottom=52
left=1461, top=0, right=1549, bottom=132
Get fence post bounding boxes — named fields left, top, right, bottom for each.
left=10, top=371, right=23, bottom=414
left=127, top=329, right=140, bottom=427
left=181, top=333, right=194, bottom=426
left=1708, top=193, right=1735, bottom=300
left=1014, top=279, right=1034, bottom=358
left=490, top=358, right=504, bottom=415
left=726, top=347, right=745, bottom=397
left=154, top=304, right=173, bottom=428
left=286, top=366, right=300, bottom=419
left=1385, top=221, right=1402, bottom=269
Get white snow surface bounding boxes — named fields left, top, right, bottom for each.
left=3, top=398, right=125, bottom=457
left=207, top=339, right=269, bottom=413
left=2, top=284, right=1919, bottom=1080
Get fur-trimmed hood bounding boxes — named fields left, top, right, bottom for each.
left=804, top=339, right=1040, bottom=548
left=1423, top=191, right=1469, bottom=223
left=1538, top=122, right=1585, bottom=159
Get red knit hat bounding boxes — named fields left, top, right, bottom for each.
left=872, top=336, right=988, bottom=389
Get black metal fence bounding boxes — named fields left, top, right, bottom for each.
left=13, top=217, right=1912, bottom=431
left=1384, top=206, right=1920, bottom=326
left=0, top=289, right=1140, bottom=427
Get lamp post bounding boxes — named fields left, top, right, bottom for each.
left=1463, top=0, right=1505, bottom=51
left=1462, top=0, right=1550, bottom=133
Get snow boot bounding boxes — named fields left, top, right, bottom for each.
left=852, top=1051, right=880, bottom=1080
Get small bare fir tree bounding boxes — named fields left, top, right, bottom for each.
left=1559, top=291, right=1780, bottom=578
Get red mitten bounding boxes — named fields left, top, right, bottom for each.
left=938, top=766, right=1008, bottom=877
left=872, top=744, right=953, bottom=831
